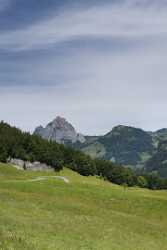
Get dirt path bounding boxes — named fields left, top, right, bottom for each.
left=5, top=176, right=70, bottom=184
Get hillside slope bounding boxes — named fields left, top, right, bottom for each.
left=0, top=163, right=167, bottom=250
left=145, top=140, right=167, bottom=177
left=78, top=125, right=154, bottom=167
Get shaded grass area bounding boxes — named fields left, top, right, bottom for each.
left=0, top=163, right=167, bottom=250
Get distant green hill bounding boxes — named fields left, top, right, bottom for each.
left=0, top=163, right=167, bottom=250
left=76, top=125, right=155, bottom=168
left=75, top=126, right=167, bottom=178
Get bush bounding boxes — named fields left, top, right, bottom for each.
left=137, top=176, right=148, bottom=188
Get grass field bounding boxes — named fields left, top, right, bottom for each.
left=0, top=163, right=167, bottom=250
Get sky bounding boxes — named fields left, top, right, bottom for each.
left=0, top=0, right=167, bottom=135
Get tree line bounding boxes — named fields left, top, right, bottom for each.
left=0, top=121, right=167, bottom=190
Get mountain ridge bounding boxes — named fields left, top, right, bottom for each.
left=34, top=116, right=167, bottom=177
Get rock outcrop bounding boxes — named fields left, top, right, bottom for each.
left=9, top=158, right=25, bottom=170
left=34, top=116, right=85, bottom=144
left=9, top=158, right=53, bottom=171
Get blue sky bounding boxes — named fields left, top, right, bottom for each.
left=1, top=0, right=167, bottom=134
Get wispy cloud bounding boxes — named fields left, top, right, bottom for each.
left=0, top=1, right=167, bottom=51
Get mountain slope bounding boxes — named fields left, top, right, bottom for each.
left=78, top=125, right=154, bottom=168
left=145, top=140, right=167, bottom=177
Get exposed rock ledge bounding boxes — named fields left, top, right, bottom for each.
left=8, top=158, right=53, bottom=171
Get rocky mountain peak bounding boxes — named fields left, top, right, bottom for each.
left=49, top=116, right=76, bottom=131
left=34, top=116, right=85, bottom=144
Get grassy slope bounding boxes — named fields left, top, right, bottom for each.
left=0, top=164, right=167, bottom=250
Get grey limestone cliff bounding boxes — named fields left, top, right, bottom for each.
left=34, top=116, right=85, bottom=144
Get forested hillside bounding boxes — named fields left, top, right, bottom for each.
left=145, top=140, right=167, bottom=177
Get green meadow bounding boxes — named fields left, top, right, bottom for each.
left=0, top=163, right=167, bottom=250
